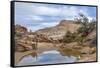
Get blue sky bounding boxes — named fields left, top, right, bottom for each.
left=15, top=2, right=96, bottom=31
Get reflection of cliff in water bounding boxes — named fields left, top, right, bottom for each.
left=16, top=46, right=81, bottom=66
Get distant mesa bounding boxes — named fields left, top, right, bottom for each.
left=35, top=20, right=81, bottom=40
left=57, top=20, right=74, bottom=26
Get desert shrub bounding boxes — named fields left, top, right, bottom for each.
left=15, top=32, right=22, bottom=37
left=63, top=31, right=77, bottom=43
left=27, top=36, right=33, bottom=41
left=63, top=31, right=72, bottom=43
left=88, top=20, right=96, bottom=32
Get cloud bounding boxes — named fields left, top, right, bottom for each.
left=32, top=16, right=43, bottom=21
left=27, top=15, right=44, bottom=22
left=31, top=5, right=91, bottom=21
left=41, top=22, right=59, bottom=27
left=15, top=2, right=96, bottom=21
left=33, top=6, right=58, bottom=16
left=87, top=16, right=96, bottom=22
left=15, top=2, right=96, bottom=31
left=33, top=6, right=83, bottom=15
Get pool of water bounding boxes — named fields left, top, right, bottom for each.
left=16, top=50, right=78, bottom=66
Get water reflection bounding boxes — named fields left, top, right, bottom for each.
left=30, top=51, right=38, bottom=60
left=16, top=47, right=80, bottom=66
left=58, top=47, right=81, bottom=57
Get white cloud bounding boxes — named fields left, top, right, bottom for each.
left=16, top=2, right=95, bottom=21
left=87, top=16, right=96, bottom=22
left=32, top=6, right=61, bottom=16
left=88, top=17, right=93, bottom=22
left=31, top=15, right=44, bottom=21
left=24, top=15, right=44, bottom=22
left=16, top=2, right=94, bottom=21
left=41, top=22, right=59, bottom=27
left=32, top=6, right=89, bottom=20
left=62, top=6, right=78, bottom=16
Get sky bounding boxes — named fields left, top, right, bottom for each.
left=15, top=2, right=97, bottom=32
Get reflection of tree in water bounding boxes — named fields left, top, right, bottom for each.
left=30, top=51, right=38, bottom=61
left=31, top=34, right=40, bottom=60
left=18, top=34, right=39, bottom=63
left=18, top=51, right=37, bottom=62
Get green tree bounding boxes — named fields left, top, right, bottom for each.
left=75, top=13, right=96, bottom=45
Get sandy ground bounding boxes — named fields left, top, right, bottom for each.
left=78, top=53, right=96, bottom=62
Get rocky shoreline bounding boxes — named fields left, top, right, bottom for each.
left=15, top=42, right=97, bottom=65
